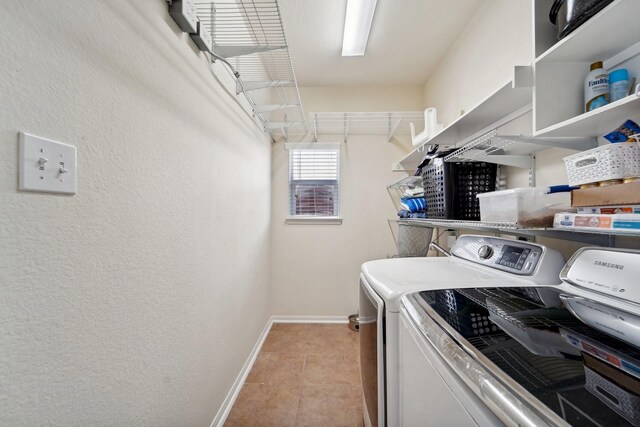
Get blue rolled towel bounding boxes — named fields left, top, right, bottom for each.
left=401, top=197, right=426, bottom=213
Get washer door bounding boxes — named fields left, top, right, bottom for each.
left=359, top=275, right=385, bottom=427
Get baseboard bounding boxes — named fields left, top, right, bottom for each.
left=209, top=314, right=351, bottom=426
left=210, top=317, right=274, bottom=427
left=271, top=315, right=349, bottom=323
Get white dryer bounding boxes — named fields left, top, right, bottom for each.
left=398, top=246, right=640, bottom=426
left=359, top=235, right=566, bottom=427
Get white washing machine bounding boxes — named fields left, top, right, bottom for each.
left=359, top=235, right=566, bottom=427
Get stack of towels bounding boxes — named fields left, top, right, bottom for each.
left=398, top=186, right=427, bottom=218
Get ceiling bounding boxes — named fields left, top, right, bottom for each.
left=278, top=0, right=483, bottom=87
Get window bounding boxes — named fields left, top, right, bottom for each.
left=288, top=144, right=340, bottom=220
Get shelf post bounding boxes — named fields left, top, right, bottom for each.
left=343, top=113, right=350, bottom=143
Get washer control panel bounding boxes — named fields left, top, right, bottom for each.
left=452, top=236, right=545, bottom=276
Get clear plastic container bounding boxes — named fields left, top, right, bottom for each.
left=477, top=188, right=571, bottom=227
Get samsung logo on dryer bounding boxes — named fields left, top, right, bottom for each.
left=594, top=260, right=624, bottom=270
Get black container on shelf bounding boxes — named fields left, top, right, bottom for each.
left=421, top=159, right=497, bottom=220
left=549, top=0, right=613, bottom=40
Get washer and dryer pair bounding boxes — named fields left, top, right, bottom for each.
left=361, top=234, right=640, bottom=427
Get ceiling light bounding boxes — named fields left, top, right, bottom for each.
left=341, top=0, right=377, bottom=56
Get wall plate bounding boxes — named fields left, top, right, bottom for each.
left=19, top=132, right=77, bottom=195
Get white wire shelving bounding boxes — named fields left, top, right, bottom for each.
left=310, top=112, right=426, bottom=143
left=443, top=129, right=597, bottom=169
left=195, top=0, right=306, bottom=141
left=401, top=218, right=639, bottom=246
left=386, top=175, right=423, bottom=211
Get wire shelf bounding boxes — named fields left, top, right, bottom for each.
left=386, top=176, right=424, bottom=212
left=443, top=129, right=597, bottom=169
left=387, top=176, right=422, bottom=190
left=310, top=112, right=426, bottom=143
left=195, top=0, right=306, bottom=140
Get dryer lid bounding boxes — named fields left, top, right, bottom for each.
left=560, top=247, right=640, bottom=305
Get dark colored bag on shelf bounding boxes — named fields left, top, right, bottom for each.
left=421, top=159, right=497, bottom=221
left=549, top=0, right=613, bottom=40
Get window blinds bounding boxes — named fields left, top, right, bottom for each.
left=289, top=148, right=340, bottom=217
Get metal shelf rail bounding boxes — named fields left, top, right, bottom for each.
left=195, top=0, right=306, bottom=141
left=400, top=218, right=639, bottom=247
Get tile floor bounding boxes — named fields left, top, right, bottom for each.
left=224, top=323, right=363, bottom=427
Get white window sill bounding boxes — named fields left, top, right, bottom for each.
left=285, top=216, right=343, bottom=225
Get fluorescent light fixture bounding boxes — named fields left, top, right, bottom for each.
left=341, top=0, right=377, bottom=56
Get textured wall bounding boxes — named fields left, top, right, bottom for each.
left=423, top=0, right=533, bottom=126
left=270, top=86, right=424, bottom=316
left=0, top=1, right=271, bottom=425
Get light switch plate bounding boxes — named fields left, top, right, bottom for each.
left=19, top=132, right=77, bottom=195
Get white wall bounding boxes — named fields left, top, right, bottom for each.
left=0, top=1, right=271, bottom=425
left=423, top=0, right=533, bottom=126
left=270, top=86, right=424, bottom=315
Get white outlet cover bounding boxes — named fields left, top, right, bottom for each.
left=19, top=132, right=77, bottom=194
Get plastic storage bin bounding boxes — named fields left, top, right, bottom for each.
left=477, top=188, right=571, bottom=227
left=563, top=142, right=640, bottom=186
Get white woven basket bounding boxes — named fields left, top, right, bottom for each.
left=623, top=141, right=640, bottom=178
left=563, top=142, right=639, bottom=186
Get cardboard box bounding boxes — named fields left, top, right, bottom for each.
left=571, top=182, right=640, bottom=207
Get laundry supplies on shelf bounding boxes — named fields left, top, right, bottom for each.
left=585, top=61, right=609, bottom=112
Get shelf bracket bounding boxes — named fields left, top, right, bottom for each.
left=236, top=80, right=295, bottom=93
left=213, top=45, right=286, bottom=59
left=529, top=155, right=536, bottom=187
left=343, top=113, right=350, bottom=143
left=313, top=114, right=318, bottom=142
left=387, top=114, right=402, bottom=143
left=254, top=104, right=299, bottom=113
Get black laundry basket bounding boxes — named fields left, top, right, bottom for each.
left=422, top=159, right=497, bottom=220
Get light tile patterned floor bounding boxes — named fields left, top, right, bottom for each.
left=224, top=323, right=363, bottom=427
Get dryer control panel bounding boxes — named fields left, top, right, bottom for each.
left=450, top=235, right=564, bottom=283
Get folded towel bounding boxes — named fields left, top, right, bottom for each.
left=403, top=187, right=424, bottom=198
left=401, top=197, right=426, bottom=213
